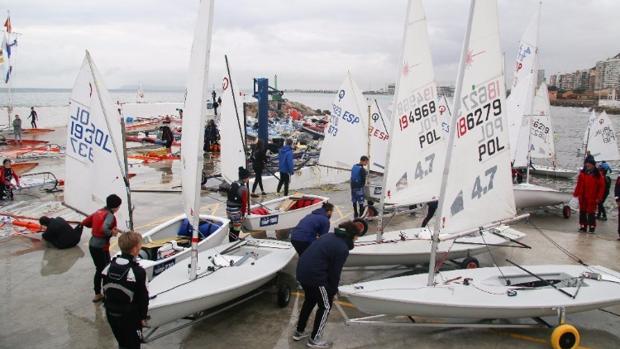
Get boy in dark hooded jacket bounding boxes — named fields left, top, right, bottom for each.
left=290, top=202, right=334, bottom=255
left=293, top=219, right=368, bottom=348
left=277, top=139, right=295, bottom=196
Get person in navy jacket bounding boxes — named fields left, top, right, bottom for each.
left=293, top=218, right=368, bottom=348
left=290, top=202, right=334, bottom=255
left=277, top=138, right=295, bottom=196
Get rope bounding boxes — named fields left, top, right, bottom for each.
left=528, top=220, right=588, bottom=266
left=478, top=227, right=508, bottom=283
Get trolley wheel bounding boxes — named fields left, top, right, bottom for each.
left=461, top=257, right=479, bottom=269
left=277, top=283, right=291, bottom=308
left=550, top=324, right=580, bottom=349
left=562, top=206, right=571, bottom=219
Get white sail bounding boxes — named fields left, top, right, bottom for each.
left=585, top=111, right=619, bottom=161
left=529, top=82, right=554, bottom=159
left=382, top=0, right=446, bottom=206
left=368, top=100, right=390, bottom=173
left=182, top=0, right=214, bottom=279
left=65, top=52, right=131, bottom=230
left=507, top=7, right=540, bottom=167
left=437, top=0, right=515, bottom=236
left=318, top=72, right=369, bottom=170
left=219, top=72, right=246, bottom=183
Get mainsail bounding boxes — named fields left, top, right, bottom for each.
left=318, top=72, right=369, bottom=170
left=584, top=111, right=619, bottom=161
left=435, top=0, right=516, bottom=237
left=507, top=6, right=540, bottom=168
left=368, top=99, right=390, bottom=173
left=529, top=82, right=555, bottom=159
left=219, top=71, right=246, bottom=183
left=182, top=0, right=214, bottom=279
left=381, top=0, right=447, bottom=207
left=64, top=52, right=132, bottom=230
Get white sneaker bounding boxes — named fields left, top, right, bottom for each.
left=292, top=330, right=310, bottom=341
left=306, top=337, right=332, bottom=348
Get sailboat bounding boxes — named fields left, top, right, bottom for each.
left=218, top=58, right=328, bottom=232
left=347, top=0, right=524, bottom=267
left=341, top=3, right=620, bottom=347
left=147, top=0, right=295, bottom=330
left=506, top=5, right=572, bottom=210
left=582, top=110, right=619, bottom=161
left=64, top=52, right=229, bottom=281
left=528, top=82, right=578, bottom=179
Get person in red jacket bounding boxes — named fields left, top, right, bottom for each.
left=573, top=158, right=606, bottom=233
left=82, top=194, right=123, bottom=302
left=0, top=159, right=20, bottom=200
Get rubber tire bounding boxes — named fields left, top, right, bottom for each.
left=550, top=324, right=580, bottom=349
left=461, top=257, right=480, bottom=269
left=562, top=206, right=571, bottom=219
left=277, top=284, right=291, bottom=308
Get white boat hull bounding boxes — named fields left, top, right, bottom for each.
left=147, top=239, right=295, bottom=328
left=133, top=214, right=229, bottom=280
left=243, top=194, right=328, bottom=231
left=341, top=264, right=620, bottom=319
left=514, top=183, right=572, bottom=209
left=347, top=226, right=525, bottom=267
left=529, top=166, right=577, bottom=179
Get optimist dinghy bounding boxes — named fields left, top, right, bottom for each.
left=243, top=194, right=328, bottom=231
left=582, top=110, right=619, bottom=162
left=147, top=239, right=295, bottom=328
left=341, top=4, right=620, bottom=348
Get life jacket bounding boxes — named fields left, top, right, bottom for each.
left=227, top=181, right=242, bottom=207
left=350, top=164, right=364, bottom=188
left=84, top=208, right=116, bottom=250
left=3, top=168, right=14, bottom=183
left=102, top=256, right=138, bottom=313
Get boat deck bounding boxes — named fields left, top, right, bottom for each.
left=1, top=128, right=620, bottom=348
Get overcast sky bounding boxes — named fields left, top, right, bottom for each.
left=3, top=0, right=619, bottom=90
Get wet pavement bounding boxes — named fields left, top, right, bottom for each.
left=1, top=128, right=620, bottom=348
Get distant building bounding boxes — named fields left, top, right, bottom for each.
left=387, top=83, right=396, bottom=95
left=602, top=58, right=620, bottom=89
left=437, top=85, right=455, bottom=97
left=574, top=70, right=589, bottom=90
left=558, top=73, right=575, bottom=90
left=549, top=74, right=557, bottom=87
left=536, top=69, right=545, bottom=86
left=588, top=67, right=597, bottom=92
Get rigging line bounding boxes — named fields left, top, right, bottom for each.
left=528, top=220, right=587, bottom=266
left=506, top=259, right=577, bottom=299
left=373, top=99, right=389, bottom=137
left=479, top=227, right=508, bottom=284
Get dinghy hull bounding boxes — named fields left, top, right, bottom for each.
left=341, top=265, right=620, bottom=319
left=244, top=194, right=328, bottom=231
left=347, top=226, right=525, bottom=267
left=529, top=166, right=577, bottom=179
left=514, top=183, right=572, bottom=209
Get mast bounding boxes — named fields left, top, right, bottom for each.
left=427, top=0, right=476, bottom=286
left=86, top=52, right=133, bottom=230
left=376, top=0, right=413, bottom=242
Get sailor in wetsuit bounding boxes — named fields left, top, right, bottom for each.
left=102, top=231, right=149, bottom=349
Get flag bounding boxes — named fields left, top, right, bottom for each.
left=3, top=16, right=11, bottom=33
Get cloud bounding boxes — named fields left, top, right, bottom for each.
left=3, top=0, right=619, bottom=90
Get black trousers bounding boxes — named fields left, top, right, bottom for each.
left=252, top=167, right=264, bottom=193
left=89, top=246, right=110, bottom=294
left=277, top=172, right=290, bottom=196
left=106, top=311, right=142, bottom=349
left=297, top=284, right=334, bottom=341
left=597, top=195, right=609, bottom=218
left=578, top=211, right=596, bottom=230
left=421, top=201, right=439, bottom=227
left=291, top=240, right=311, bottom=256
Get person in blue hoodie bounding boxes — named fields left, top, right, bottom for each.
left=350, top=156, right=368, bottom=218
left=293, top=219, right=368, bottom=348
left=277, top=138, right=295, bottom=196
left=290, top=202, right=334, bottom=255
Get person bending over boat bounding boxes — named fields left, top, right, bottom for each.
left=102, top=231, right=149, bottom=349
left=251, top=139, right=267, bottom=197
left=597, top=162, right=612, bottom=221
left=0, top=159, right=20, bottom=200
left=159, top=117, right=174, bottom=153
left=573, top=158, right=606, bottom=233
left=290, top=202, right=334, bottom=256
left=350, top=156, right=368, bottom=218
left=82, top=194, right=123, bottom=303
left=277, top=139, right=295, bottom=196
left=293, top=219, right=368, bottom=348
left=40, top=216, right=82, bottom=249
left=226, top=167, right=250, bottom=242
